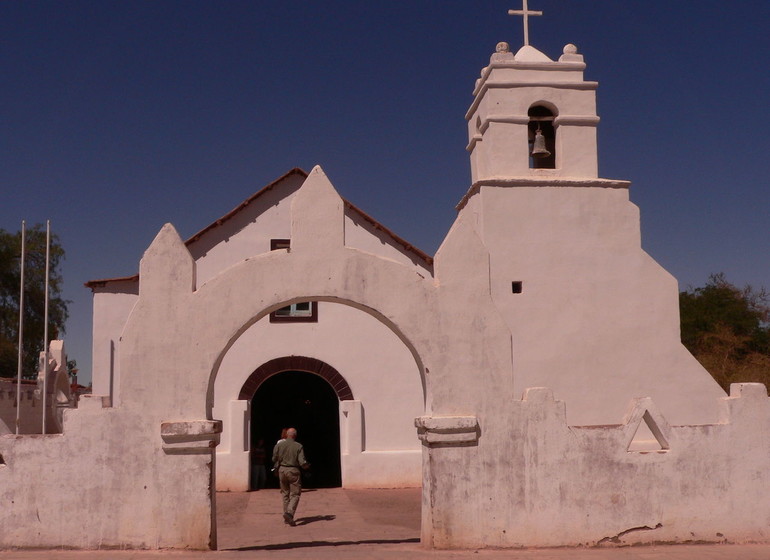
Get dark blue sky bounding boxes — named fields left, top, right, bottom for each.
left=2, top=1, right=768, bottom=384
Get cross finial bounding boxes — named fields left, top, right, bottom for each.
left=508, top=0, right=543, bottom=47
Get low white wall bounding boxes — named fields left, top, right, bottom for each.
left=341, top=450, right=421, bottom=488
left=0, top=380, right=41, bottom=435
left=0, top=342, right=73, bottom=435
left=0, top=395, right=219, bottom=549
left=419, top=383, right=770, bottom=548
left=339, top=399, right=420, bottom=488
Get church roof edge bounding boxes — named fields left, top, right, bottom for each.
left=185, top=167, right=309, bottom=245
left=343, top=199, right=434, bottom=267
left=85, top=168, right=433, bottom=291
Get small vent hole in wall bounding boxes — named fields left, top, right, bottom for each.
left=512, top=281, right=523, bottom=294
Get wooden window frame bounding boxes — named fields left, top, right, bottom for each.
left=269, top=301, right=318, bottom=323
left=270, top=238, right=290, bottom=251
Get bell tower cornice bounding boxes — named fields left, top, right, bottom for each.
left=466, top=38, right=601, bottom=182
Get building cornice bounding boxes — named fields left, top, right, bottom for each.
left=456, top=177, right=632, bottom=211
left=466, top=80, right=599, bottom=120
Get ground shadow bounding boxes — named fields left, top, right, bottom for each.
left=224, top=537, right=421, bottom=551
left=294, top=514, right=336, bottom=526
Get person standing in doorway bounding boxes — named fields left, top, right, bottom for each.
left=271, top=427, right=309, bottom=526
left=250, top=439, right=267, bottom=490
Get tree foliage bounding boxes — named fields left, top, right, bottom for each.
left=0, top=225, right=69, bottom=379
left=680, top=273, right=770, bottom=391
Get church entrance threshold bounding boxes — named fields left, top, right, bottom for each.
left=251, top=370, right=341, bottom=488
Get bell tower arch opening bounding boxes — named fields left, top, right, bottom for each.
left=528, top=105, right=556, bottom=169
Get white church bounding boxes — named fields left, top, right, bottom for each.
left=1, top=7, right=768, bottom=551
left=86, top=167, right=430, bottom=490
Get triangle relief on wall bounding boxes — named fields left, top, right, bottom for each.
left=623, top=398, right=671, bottom=453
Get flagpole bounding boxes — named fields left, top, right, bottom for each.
left=42, top=220, right=51, bottom=435
left=15, top=221, right=26, bottom=435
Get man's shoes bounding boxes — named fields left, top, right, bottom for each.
left=283, top=512, right=294, bottom=526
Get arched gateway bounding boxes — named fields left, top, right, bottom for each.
left=107, top=166, right=510, bottom=549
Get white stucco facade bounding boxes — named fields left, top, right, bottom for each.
left=88, top=168, right=430, bottom=491
left=214, top=301, right=423, bottom=490
left=1, top=34, right=768, bottom=552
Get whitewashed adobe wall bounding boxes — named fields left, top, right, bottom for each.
left=1, top=394, right=220, bottom=549
left=419, top=384, right=770, bottom=548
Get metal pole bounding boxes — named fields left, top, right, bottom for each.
left=15, top=221, right=25, bottom=435
left=42, top=220, right=50, bottom=435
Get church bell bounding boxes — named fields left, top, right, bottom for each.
left=531, top=127, right=551, bottom=158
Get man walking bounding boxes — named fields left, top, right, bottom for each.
left=271, top=427, right=309, bottom=526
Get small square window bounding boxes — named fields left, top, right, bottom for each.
left=274, top=301, right=311, bottom=318
left=511, top=281, right=523, bottom=294
left=271, top=239, right=290, bottom=251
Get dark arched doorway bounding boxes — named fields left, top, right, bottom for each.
left=249, top=369, right=344, bottom=488
left=239, top=356, right=353, bottom=488
left=239, top=356, right=353, bottom=489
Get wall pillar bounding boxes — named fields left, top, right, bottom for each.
left=340, top=399, right=363, bottom=455
left=215, top=400, right=250, bottom=491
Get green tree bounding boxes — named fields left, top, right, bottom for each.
left=680, top=273, right=770, bottom=391
left=0, top=224, right=69, bottom=379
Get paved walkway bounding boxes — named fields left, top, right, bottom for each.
left=2, top=488, right=770, bottom=559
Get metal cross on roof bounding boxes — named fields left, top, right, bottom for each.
left=508, top=0, right=543, bottom=47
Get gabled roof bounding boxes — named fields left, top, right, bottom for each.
left=343, top=199, right=433, bottom=266
left=85, top=168, right=433, bottom=290
left=185, top=167, right=308, bottom=246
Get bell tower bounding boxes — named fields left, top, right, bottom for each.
left=466, top=31, right=599, bottom=181
left=447, top=0, right=730, bottom=436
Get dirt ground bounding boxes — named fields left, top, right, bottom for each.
left=216, top=487, right=421, bottom=551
